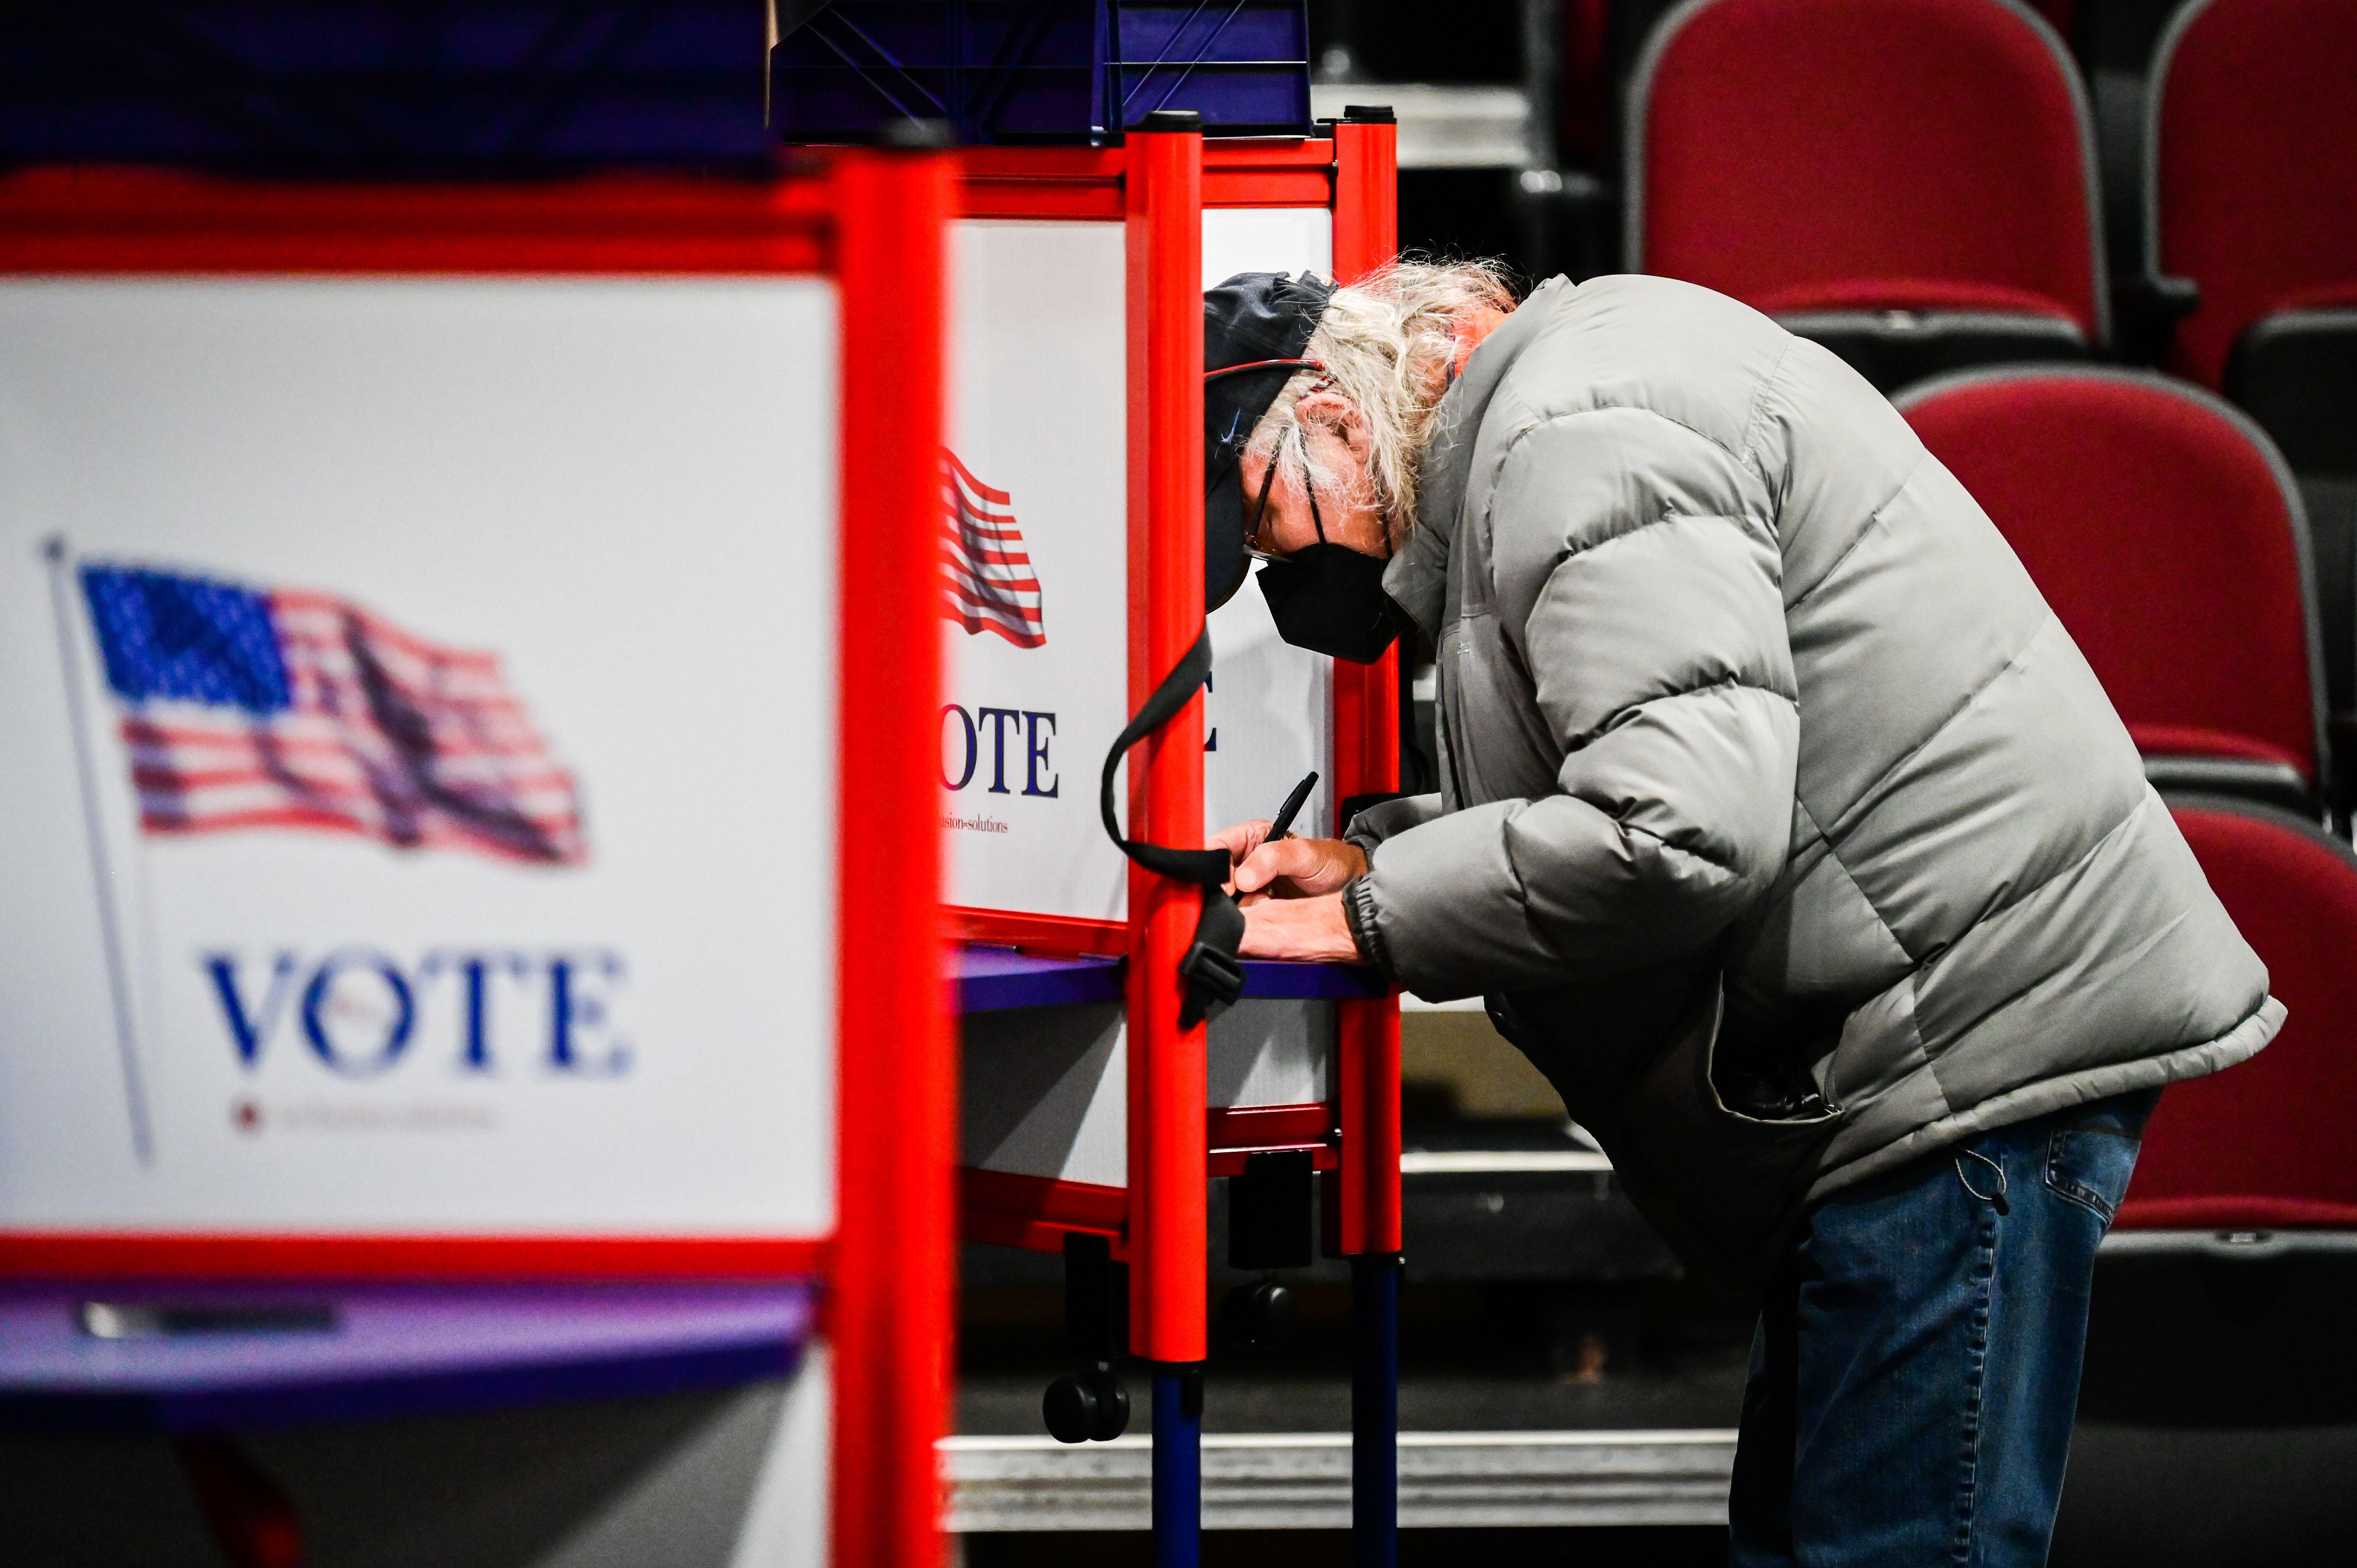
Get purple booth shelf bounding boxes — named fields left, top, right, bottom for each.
left=1239, top=955, right=1391, bottom=1001
left=0, top=1282, right=815, bottom=1434
left=953, top=943, right=1385, bottom=1011
left=955, top=945, right=1127, bottom=1009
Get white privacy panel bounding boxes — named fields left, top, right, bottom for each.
left=1203, top=204, right=1336, bottom=842
left=942, top=220, right=1132, bottom=922
left=961, top=1004, right=1127, bottom=1186
left=1201, top=207, right=1334, bottom=294
left=953, top=206, right=1341, bottom=1188
left=0, top=276, right=839, bottom=1237
left=960, top=1000, right=1330, bottom=1185
left=1205, top=999, right=1333, bottom=1109
left=1199, top=207, right=1340, bottom=1136
left=943, top=210, right=1342, bottom=925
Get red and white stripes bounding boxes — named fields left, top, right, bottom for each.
left=124, top=590, right=584, bottom=865
left=939, top=449, right=1046, bottom=649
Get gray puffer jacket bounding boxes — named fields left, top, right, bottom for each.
left=1345, top=274, right=2280, bottom=1271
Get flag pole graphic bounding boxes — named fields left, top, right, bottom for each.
left=42, top=536, right=155, bottom=1166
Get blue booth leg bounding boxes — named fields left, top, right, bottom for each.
left=1152, top=1363, right=1203, bottom=1568
left=1352, top=1252, right=1401, bottom=1567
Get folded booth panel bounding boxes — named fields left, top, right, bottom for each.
left=942, top=122, right=1399, bottom=1563
left=0, top=159, right=958, bottom=1568
left=951, top=186, right=1342, bottom=1251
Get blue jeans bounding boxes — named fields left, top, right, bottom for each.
left=1728, top=1088, right=2159, bottom=1568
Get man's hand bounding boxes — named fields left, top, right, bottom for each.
left=1210, top=821, right=1369, bottom=899
left=1239, top=890, right=1360, bottom=962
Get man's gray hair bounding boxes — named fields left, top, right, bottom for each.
left=1247, top=258, right=1518, bottom=551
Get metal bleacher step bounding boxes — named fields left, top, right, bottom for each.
left=941, top=1427, right=1737, bottom=1532
left=1401, top=1148, right=1613, bottom=1174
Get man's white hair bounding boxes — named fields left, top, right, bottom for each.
left=1247, top=258, right=1518, bottom=551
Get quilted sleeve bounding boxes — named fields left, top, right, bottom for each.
left=1358, top=408, right=1800, bottom=998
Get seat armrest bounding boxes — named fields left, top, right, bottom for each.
left=2329, top=711, right=2357, bottom=831
left=2113, top=273, right=2201, bottom=366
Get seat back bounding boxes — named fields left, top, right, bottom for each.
left=2230, top=311, right=2357, bottom=726
left=2151, top=0, right=2357, bottom=388
left=1898, top=367, right=2323, bottom=795
left=2118, top=798, right=2357, bottom=1229
left=1629, top=0, right=2104, bottom=335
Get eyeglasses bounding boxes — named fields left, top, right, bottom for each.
left=1217, top=357, right=1335, bottom=560
left=1244, top=443, right=1327, bottom=562
left=1245, top=451, right=1283, bottom=559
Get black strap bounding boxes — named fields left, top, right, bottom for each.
left=1099, top=629, right=1246, bottom=1029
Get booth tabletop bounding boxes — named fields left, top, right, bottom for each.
left=954, top=945, right=1387, bottom=1012
left=0, top=1281, right=814, bottom=1434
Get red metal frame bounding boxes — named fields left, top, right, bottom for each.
left=960, top=1169, right=1132, bottom=1257
left=1124, top=124, right=1210, bottom=1365
left=831, top=147, right=957, bottom=1568
left=0, top=1234, right=830, bottom=1279
left=1209, top=1100, right=1338, bottom=1178
left=946, top=905, right=1128, bottom=955
left=1326, top=119, right=1404, bottom=1261
left=0, top=165, right=835, bottom=273
left=961, top=139, right=1338, bottom=221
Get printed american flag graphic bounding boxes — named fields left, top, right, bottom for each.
left=940, top=450, right=1046, bottom=649
left=79, top=563, right=586, bottom=865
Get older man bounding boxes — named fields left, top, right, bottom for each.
left=1197, top=264, right=2280, bottom=1566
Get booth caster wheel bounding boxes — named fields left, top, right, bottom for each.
left=1042, top=1364, right=1129, bottom=1443
left=1217, top=1277, right=1297, bottom=1349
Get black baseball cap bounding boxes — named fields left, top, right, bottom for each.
left=1203, top=271, right=1337, bottom=609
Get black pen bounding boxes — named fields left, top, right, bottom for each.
left=1266, top=769, right=1320, bottom=846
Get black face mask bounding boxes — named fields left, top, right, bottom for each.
left=1251, top=468, right=1409, bottom=664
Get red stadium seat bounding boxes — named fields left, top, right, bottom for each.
left=2124, top=798, right=2357, bottom=1230
left=2149, top=0, right=2357, bottom=392
left=1628, top=0, right=2105, bottom=391
left=2068, top=795, right=2357, bottom=1499
left=1898, top=366, right=2323, bottom=811
left=2150, top=0, right=2357, bottom=749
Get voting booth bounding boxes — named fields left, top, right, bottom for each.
left=0, top=154, right=955, bottom=1568
left=937, top=115, right=1404, bottom=1559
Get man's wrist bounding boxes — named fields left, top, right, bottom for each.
left=1340, top=874, right=1393, bottom=976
